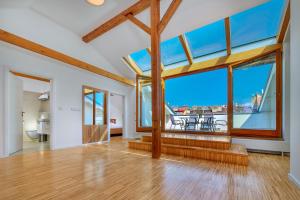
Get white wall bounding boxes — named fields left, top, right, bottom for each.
left=110, top=94, right=124, bottom=128
left=0, top=42, right=137, bottom=156
left=0, top=67, right=5, bottom=157
left=289, top=0, right=300, bottom=188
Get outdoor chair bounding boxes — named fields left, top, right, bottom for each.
left=200, top=113, right=216, bottom=132
left=184, top=116, right=198, bottom=131
left=170, top=115, right=184, bottom=130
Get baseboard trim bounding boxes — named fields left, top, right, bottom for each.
left=288, top=173, right=300, bottom=188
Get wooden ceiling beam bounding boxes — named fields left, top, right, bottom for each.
left=159, top=0, right=182, bottom=34
left=162, top=43, right=282, bottom=78
left=122, top=56, right=143, bottom=75
left=178, top=34, right=193, bottom=65
left=126, top=14, right=151, bottom=35
left=0, top=29, right=135, bottom=86
left=82, top=0, right=151, bottom=42
left=225, top=17, right=231, bottom=55
left=277, top=1, right=290, bottom=43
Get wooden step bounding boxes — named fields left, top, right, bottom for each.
left=128, top=140, right=248, bottom=166
left=142, top=133, right=231, bottom=150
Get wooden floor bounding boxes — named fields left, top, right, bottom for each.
left=0, top=138, right=299, bottom=200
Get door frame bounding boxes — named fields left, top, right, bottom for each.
left=4, top=69, right=54, bottom=156
left=82, top=85, right=108, bottom=144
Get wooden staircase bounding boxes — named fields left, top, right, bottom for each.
left=128, top=133, right=248, bottom=166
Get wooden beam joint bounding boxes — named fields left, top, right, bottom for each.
left=126, top=13, right=151, bottom=35
left=82, top=0, right=151, bottom=42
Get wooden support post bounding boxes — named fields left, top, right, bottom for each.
left=151, top=0, right=161, bottom=158
left=227, top=66, right=233, bottom=135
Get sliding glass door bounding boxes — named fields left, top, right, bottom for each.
left=83, top=86, right=107, bottom=144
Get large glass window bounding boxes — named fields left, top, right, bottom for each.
left=185, top=19, right=227, bottom=61
left=233, top=53, right=276, bottom=130
left=161, top=37, right=188, bottom=67
left=137, top=76, right=152, bottom=128
left=230, top=0, right=286, bottom=51
left=164, top=68, right=228, bottom=132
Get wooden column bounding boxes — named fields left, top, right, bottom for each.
left=227, top=66, right=233, bottom=135
left=151, top=0, right=161, bottom=158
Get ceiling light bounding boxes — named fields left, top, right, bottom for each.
left=86, top=0, right=105, bottom=6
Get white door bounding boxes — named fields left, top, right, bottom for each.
left=7, top=73, right=23, bottom=155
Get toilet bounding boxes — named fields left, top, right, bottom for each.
left=25, top=130, right=39, bottom=140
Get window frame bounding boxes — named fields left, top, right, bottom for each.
left=136, top=74, right=153, bottom=132
left=228, top=50, right=282, bottom=138
left=135, top=50, right=282, bottom=139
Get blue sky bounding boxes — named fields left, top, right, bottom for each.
left=165, top=63, right=273, bottom=107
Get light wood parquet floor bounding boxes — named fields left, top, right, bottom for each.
left=0, top=138, right=299, bottom=200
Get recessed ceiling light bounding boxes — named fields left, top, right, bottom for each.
left=86, top=0, right=105, bottom=6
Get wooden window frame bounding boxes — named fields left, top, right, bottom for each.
left=229, top=50, right=282, bottom=138
left=136, top=75, right=152, bottom=132
left=82, top=85, right=108, bottom=127
left=136, top=49, right=283, bottom=139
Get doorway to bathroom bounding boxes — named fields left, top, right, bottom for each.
left=7, top=71, right=52, bottom=155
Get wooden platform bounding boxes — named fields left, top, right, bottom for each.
left=128, top=134, right=248, bottom=166
left=142, top=133, right=231, bottom=150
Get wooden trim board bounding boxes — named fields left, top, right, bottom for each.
left=11, top=71, right=50, bottom=83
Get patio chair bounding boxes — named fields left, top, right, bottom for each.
left=184, top=116, right=198, bottom=131
left=200, top=113, right=216, bottom=132
left=170, top=115, right=184, bottom=130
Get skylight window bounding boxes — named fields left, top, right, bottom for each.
left=230, top=0, right=286, bottom=49
left=129, top=49, right=151, bottom=72
left=126, top=0, right=286, bottom=74
left=160, top=37, right=187, bottom=66
left=185, top=19, right=227, bottom=59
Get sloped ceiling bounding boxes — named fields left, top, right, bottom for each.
left=0, top=0, right=268, bottom=79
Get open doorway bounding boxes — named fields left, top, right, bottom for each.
left=7, top=72, right=51, bottom=155
left=109, top=93, right=125, bottom=139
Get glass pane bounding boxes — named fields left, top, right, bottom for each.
left=84, top=92, right=94, bottom=125
left=129, top=49, right=151, bottom=72
left=165, top=68, right=228, bottom=132
left=137, top=77, right=152, bottom=127
left=95, top=91, right=105, bottom=125
left=233, top=53, right=276, bottom=130
left=231, top=0, right=286, bottom=48
left=161, top=37, right=187, bottom=66
left=185, top=19, right=227, bottom=59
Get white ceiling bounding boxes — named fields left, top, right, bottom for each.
left=0, top=0, right=268, bottom=79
